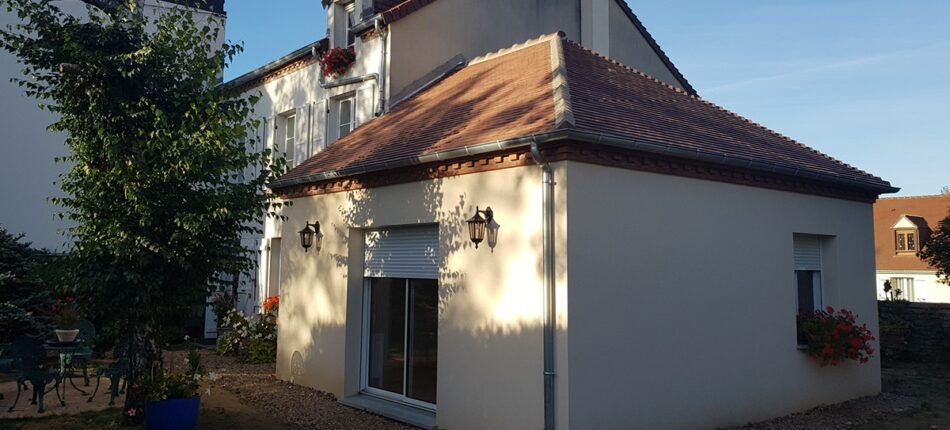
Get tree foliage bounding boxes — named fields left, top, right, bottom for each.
left=0, top=0, right=282, bottom=416
left=921, top=212, right=950, bottom=285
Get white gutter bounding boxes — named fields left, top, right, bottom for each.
left=530, top=139, right=557, bottom=430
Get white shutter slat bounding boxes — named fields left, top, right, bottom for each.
left=794, top=235, right=821, bottom=271
left=354, top=84, right=376, bottom=127
left=312, top=100, right=327, bottom=154
left=293, top=105, right=308, bottom=167
left=364, top=227, right=439, bottom=279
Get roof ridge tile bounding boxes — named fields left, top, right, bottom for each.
left=468, top=32, right=564, bottom=66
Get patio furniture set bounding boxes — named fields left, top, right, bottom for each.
left=1, top=320, right=128, bottom=414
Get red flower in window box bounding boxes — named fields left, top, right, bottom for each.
left=798, top=307, right=876, bottom=366
left=320, top=47, right=356, bottom=78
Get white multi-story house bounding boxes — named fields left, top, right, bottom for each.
left=228, top=1, right=896, bottom=429
left=226, top=0, right=695, bottom=319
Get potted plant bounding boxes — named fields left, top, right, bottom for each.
left=52, top=298, right=80, bottom=342
left=797, top=306, right=876, bottom=366
left=319, top=47, right=356, bottom=78
left=141, top=348, right=205, bottom=430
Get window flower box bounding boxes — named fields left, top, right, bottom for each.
left=797, top=307, right=876, bottom=366
left=320, top=47, right=356, bottom=78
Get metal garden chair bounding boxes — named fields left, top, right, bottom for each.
left=73, top=320, right=96, bottom=386
left=7, top=336, right=64, bottom=413
left=88, top=342, right=128, bottom=406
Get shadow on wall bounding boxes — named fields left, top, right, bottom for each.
left=277, top=62, right=564, bottom=383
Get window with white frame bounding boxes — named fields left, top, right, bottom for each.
left=281, top=111, right=296, bottom=167
left=794, top=234, right=825, bottom=344
left=887, top=277, right=915, bottom=301
left=794, top=234, right=823, bottom=314
left=334, top=1, right=357, bottom=48
left=338, top=97, right=355, bottom=139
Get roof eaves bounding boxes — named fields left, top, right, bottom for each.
left=612, top=0, right=697, bottom=96
left=222, top=39, right=326, bottom=90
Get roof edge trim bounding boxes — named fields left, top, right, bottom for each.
left=269, top=129, right=899, bottom=195
left=549, top=35, right=575, bottom=128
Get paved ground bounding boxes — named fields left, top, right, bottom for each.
left=0, top=372, right=117, bottom=419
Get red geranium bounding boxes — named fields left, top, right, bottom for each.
left=263, top=295, right=279, bottom=313
left=798, top=307, right=875, bottom=366
left=319, top=47, right=356, bottom=78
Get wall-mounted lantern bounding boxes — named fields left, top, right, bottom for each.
left=467, top=206, right=494, bottom=249
left=298, top=221, right=321, bottom=252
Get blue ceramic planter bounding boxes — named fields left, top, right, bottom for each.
left=146, top=396, right=200, bottom=430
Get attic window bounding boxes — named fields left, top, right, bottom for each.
left=334, top=2, right=357, bottom=49
left=345, top=3, right=357, bottom=48
left=895, top=229, right=917, bottom=253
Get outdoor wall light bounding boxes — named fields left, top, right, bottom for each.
left=298, top=221, right=321, bottom=252
left=467, top=206, right=494, bottom=249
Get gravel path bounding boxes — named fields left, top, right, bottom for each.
left=720, top=393, right=924, bottom=430
left=192, top=351, right=415, bottom=430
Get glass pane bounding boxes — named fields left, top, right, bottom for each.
left=340, top=100, right=352, bottom=125
left=286, top=115, right=295, bottom=140
left=368, top=278, right=406, bottom=395
left=796, top=270, right=815, bottom=314
left=907, top=233, right=916, bottom=250
left=897, top=233, right=906, bottom=250
left=407, top=279, right=438, bottom=404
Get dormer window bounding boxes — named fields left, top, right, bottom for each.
left=892, top=214, right=930, bottom=255
left=334, top=1, right=357, bottom=49
left=895, top=229, right=917, bottom=253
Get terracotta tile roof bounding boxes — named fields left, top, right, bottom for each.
left=273, top=33, right=895, bottom=195
left=874, top=195, right=950, bottom=271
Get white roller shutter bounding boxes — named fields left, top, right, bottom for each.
left=364, top=226, right=439, bottom=279
left=793, top=235, right=822, bottom=271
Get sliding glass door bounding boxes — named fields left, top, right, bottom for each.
left=363, top=278, right=438, bottom=408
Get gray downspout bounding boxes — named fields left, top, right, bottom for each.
left=530, top=140, right=557, bottom=430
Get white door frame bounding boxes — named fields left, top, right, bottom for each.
left=360, top=277, right=437, bottom=412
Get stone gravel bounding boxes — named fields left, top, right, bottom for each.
left=721, top=392, right=925, bottom=430
left=171, top=350, right=415, bottom=430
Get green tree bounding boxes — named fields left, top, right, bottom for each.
left=921, top=211, right=950, bottom=285
left=0, top=0, right=282, bottom=417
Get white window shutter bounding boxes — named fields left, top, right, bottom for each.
left=364, top=227, right=439, bottom=279
left=312, top=100, right=327, bottom=153
left=354, top=84, right=376, bottom=127
left=793, top=235, right=822, bottom=271
left=293, top=105, right=309, bottom=167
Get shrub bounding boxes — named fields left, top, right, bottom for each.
left=246, top=338, right=276, bottom=364
left=798, top=307, right=875, bottom=366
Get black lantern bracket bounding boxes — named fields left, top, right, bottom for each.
left=467, top=206, right=495, bottom=249
left=298, top=221, right=321, bottom=252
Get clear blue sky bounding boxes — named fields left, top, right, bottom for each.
left=224, top=0, right=949, bottom=196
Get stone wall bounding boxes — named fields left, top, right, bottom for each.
left=878, top=301, right=950, bottom=364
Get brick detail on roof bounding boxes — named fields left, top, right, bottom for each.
left=273, top=33, right=895, bottom=198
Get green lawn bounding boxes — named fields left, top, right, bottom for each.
left=0, top=408, right=128, bottom=430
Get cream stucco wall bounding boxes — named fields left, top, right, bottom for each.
left=386, top=0, right=686, bottom=101
left=275, top=163, right=569, bottom=430
left=564, top=161, right=881, bottom=429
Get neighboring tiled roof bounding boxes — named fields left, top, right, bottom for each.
left=874, top=195, right=950, bottom=271
left=273, top=33, right=895, bottom=196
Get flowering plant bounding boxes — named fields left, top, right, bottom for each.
left=141, top=347, right=204, bottom=402
left=263, top=295, right=279, bottom=314
left=319, top=47, right=356, bottom=78
left=797, top=307, right=876, bottom=366
left=216, top=306, right=277, bottom=363
left=51, top=297, right=80, bottom=329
